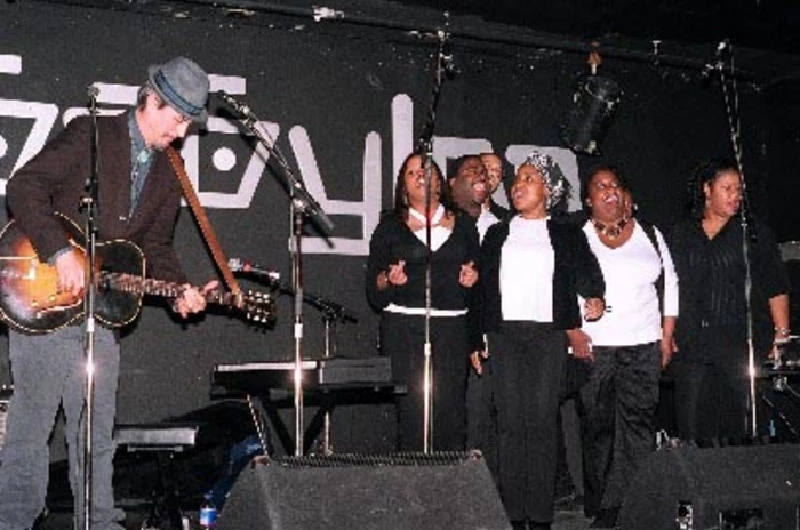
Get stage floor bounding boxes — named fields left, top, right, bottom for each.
left=37, top=492, right=595, bottom=530
left=37, top=508, right=596, bottom=530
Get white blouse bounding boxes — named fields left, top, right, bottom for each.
left=580, top=221, right=679, bottom=346
left=500, top=216, right=555, bottom=322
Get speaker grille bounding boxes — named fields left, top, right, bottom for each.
left=219, top=450, right=511, bottom=530
left=270, top=450, right=481, bottom=468
left=619, top=443, right=800, bottom=530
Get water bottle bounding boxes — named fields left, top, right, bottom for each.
left=199, top=491, right=217, bottom=529
left=769, top=418, right=778, bottom=443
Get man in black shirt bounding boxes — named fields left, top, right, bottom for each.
left=448, top=154, right=502, bottom=478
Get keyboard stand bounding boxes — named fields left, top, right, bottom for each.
left=212, top=357, right=403, bottom=456
left=249, top=385, right=403, bottom=456
left=114, top=424, right=199, bottom=530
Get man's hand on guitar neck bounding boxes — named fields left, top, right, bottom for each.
left=55, top=250, right=85, bottom=297
left=174, top=280, right=219, bottom=318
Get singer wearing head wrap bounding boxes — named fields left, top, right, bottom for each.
left=366, top=152, right=481, bottom=452
left=475, top=153, right=605, bottom=530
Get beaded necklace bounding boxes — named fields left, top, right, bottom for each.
left=592, top=216, right=628, bottom=239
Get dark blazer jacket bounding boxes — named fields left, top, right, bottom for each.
left=7, top=112, right=187, bottom=283
left=478, top=216, right=605, bottom=331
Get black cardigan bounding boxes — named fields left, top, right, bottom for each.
left=668, top=216, right=789, bottom=355
left=478, top=216, right=605, bottom=332
left=365, top=210, right=483, bottom=350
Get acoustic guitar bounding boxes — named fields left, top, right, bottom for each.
left=0, top=215, right=275, bottom=333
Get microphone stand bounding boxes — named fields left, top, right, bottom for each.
left=302, top=291, right=358, bottom=454
left=276, top=284, right=358, bottom=454
left=81, top=85, right=100, bottom=530
left=224, top=102, right=334, bottom=456
left=416, top=16, right=453, bottom=453
left=715, top=41, right=759, bottom=438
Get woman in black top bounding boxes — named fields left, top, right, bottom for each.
left=476, top=153, right=605, bottom=530
left=366, top=152, right=480, bottom=451
left=668, top=159, right=790, bottom=444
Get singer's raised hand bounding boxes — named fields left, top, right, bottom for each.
left=459, top=260, right=478, bottom=288
left=387, top=260, right=408, bottom=286
left=583, top=297, right=605, bottom=321
left=376, top=260, right=406, bottom=291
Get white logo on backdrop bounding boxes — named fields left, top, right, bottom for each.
left=0, top=54, right=579, bottom=257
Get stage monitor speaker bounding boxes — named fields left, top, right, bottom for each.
left=217, top=451, right=511, bottom=530
left=619, top=443, right=800, bottom=530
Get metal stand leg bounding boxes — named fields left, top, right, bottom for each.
left=140, top=452, right=185, bottom=530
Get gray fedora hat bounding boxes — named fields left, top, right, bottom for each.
left=148, top=57, right=209, bottom=123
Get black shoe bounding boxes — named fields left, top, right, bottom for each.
left=32, top=508, right=49, bottom=530
left=554, top=492, right=584, bottom=513
left=529, top=522, right=552, bottom=530
left=589, top=507, right=620, bottom=529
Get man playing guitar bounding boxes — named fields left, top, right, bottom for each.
left=0, top=57, right=216, bottom=530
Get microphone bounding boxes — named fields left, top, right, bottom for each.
left=217, top=90, right=254, bottom=120
left=305, top=294, right=359, bottom=323
left=87, top=85, right=99, bottom=112
left=703, top=41, right=729, bottom=78
left=438, top=33, right=457, bottom=80
left=228, top=258, right=280, bottom=284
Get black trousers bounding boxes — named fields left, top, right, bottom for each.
left=672, top=329, right=750, bottom=443
left=490, top=322, right=566, bottom=524
left=579, top=342, right=661, bottom=514
left=465, top=356, right=499, bottom=482
left=381, top=312, right=469, bottom=452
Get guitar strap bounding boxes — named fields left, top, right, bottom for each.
left=166, top=147, right=242, bottom=296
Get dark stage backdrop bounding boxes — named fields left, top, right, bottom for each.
left=0, top=2, right=786, bottom=454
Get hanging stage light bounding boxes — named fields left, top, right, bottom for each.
left=560, top=47, right=623, bottom=156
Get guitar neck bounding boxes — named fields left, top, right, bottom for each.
left=101, top=273, right=239, bottom=307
